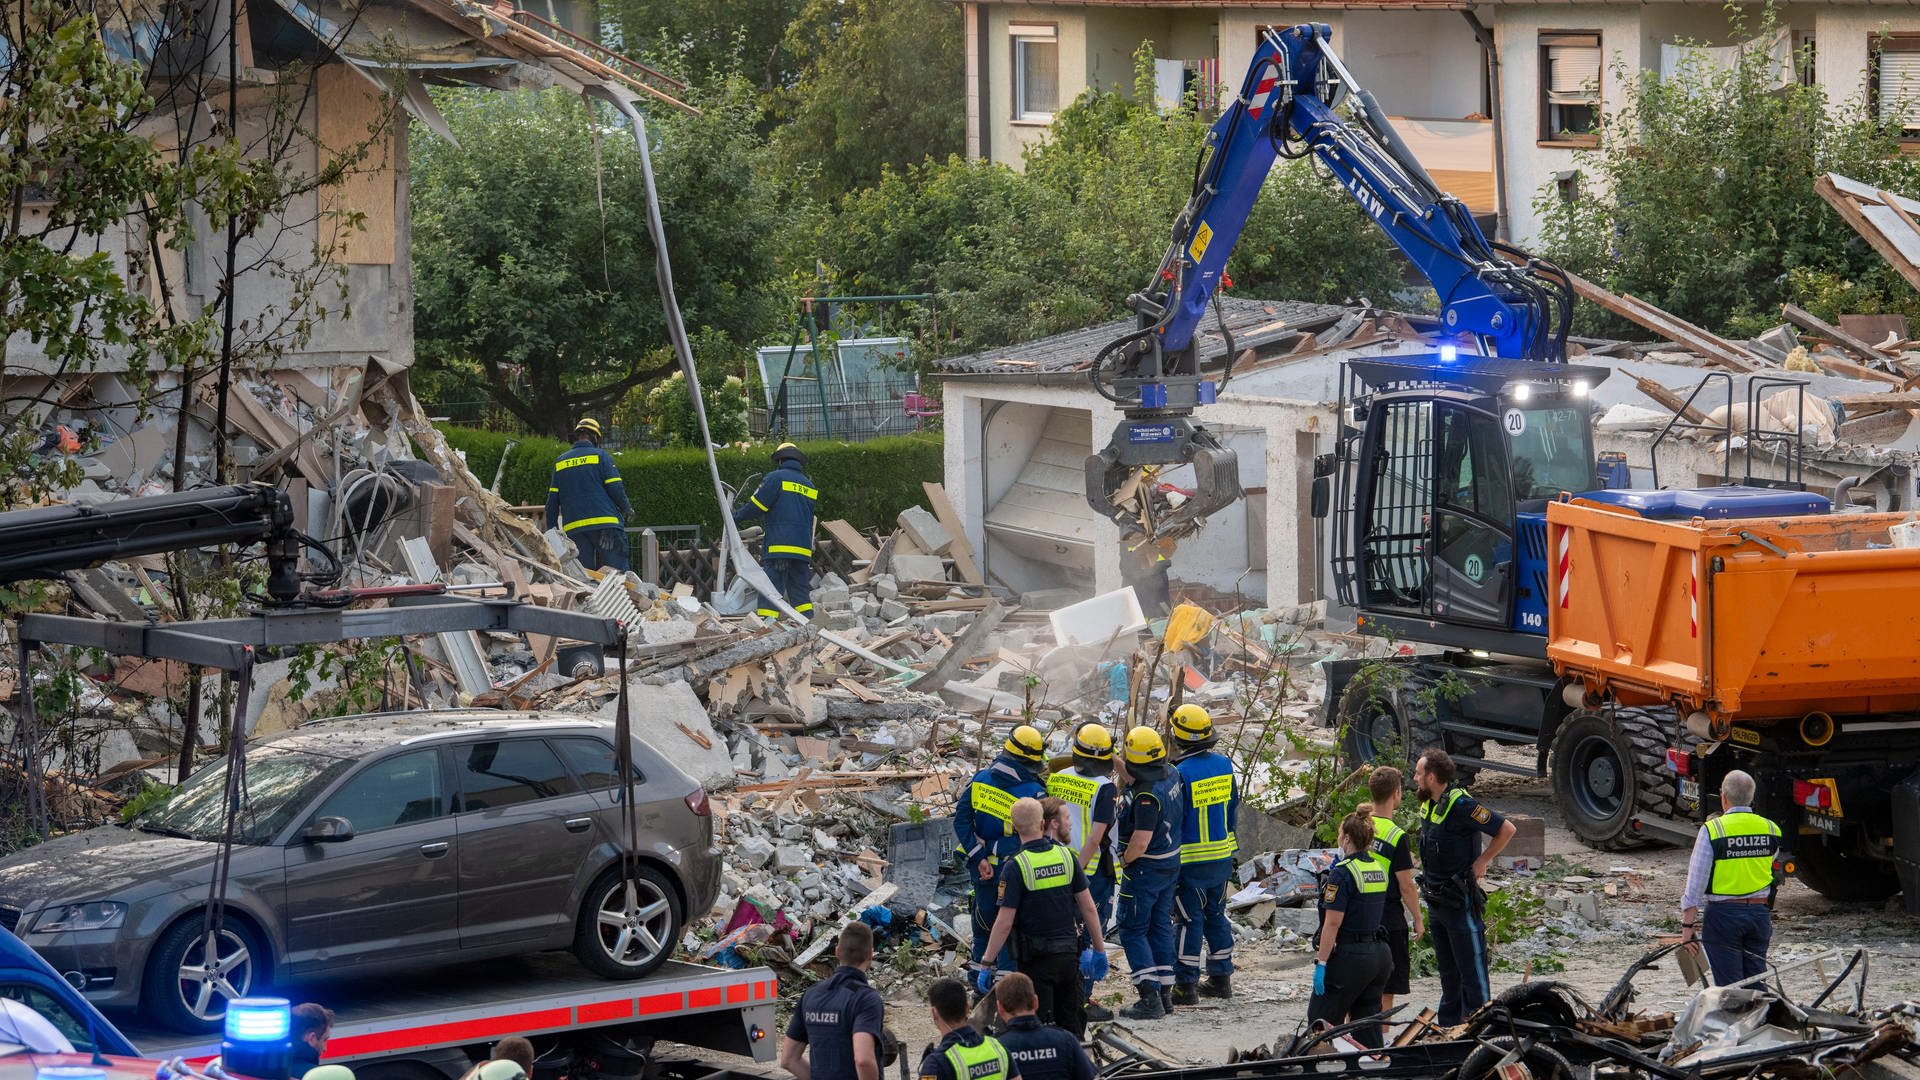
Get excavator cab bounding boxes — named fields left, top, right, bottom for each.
left=1317, top=353, right=1609, bottom=644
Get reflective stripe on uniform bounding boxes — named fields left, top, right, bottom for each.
left=555, top=454, right=600, bottom=470
left=769, top=545, right=813, bottom=557
left=562, top=516, right=621, bottom=532
left=782, top=480, right=820, bottom=500
left=1707, top=812, right=1781, bottom=896
left=794, top=603, right=814, bottom=612
left=1422, top=787, right=1468, bottom=826
left=605, top=476, right=624, bottom=484
left=751, top=496, right=769, bottom=511
left=1181, top=772, right=1236, bottom=864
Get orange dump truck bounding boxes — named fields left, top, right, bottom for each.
left=1546, top=497, right=1920, bottom=906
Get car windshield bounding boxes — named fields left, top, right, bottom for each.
left=136, top=748, right=353, bottom=844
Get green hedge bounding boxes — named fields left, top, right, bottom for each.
left=439, top=427, right=945, bottom=537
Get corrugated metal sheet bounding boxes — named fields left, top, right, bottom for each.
left=933, top=297, right=1351, bottom=377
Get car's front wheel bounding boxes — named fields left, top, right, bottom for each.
left=574, top=865, right=681, bottom=979
left=143, top=917, right=266, bottom=1033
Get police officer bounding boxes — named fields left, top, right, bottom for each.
left=919, top=979, right=1020, bottom=1080
left=780, top=923, right=885, bottom=1080
left=543, top=418, right=633, bottom=572
left=956, top=726, right=1049, bottom=981
left=1307, top=811, right=1394, bottom=1048
left=974, top=798, right=1109, bottom=1038
left=1680, top=770, right=1783, bottom=985
left=1115, top=726, right=1184, bottom=1020
left=1169, top=705, right=1238, bottom=1005
left=1413, top=748, right=1516, bottom=1025
left=1363, top=767, right=1423, bottom=1019
left=733, top=443, right=819, bottom=618
left=1045, top=723, right=1119, bottom=1021
left=993, top=975, right=1095, bottom=1080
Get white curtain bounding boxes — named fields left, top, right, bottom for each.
left=1658, top=27, right=1793, bottom=89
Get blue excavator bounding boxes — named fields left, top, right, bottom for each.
left=1082, top=24, right=1914, bottom=902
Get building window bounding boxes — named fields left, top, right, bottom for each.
left=1011, top=23, right=1059, bottom=121
left=1872, top=34, right=1920, bottom=139
left=1540, top=32, right=1601, bottom=145
left=1796, top=31, right=1817, bottom=88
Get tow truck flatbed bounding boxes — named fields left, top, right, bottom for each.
left=119, top=955, right=778, bottom=1076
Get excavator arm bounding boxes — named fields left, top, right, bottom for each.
left=1087, top=22, right=1574, bottom=535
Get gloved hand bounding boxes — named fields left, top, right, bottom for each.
left=1312, top=963, right=1327, bottom=996
left=739, top=525, right=764, bottom=543
left=1080, top=948, right=1109, bottom=982
left=973, top=965, right=994, bottom=996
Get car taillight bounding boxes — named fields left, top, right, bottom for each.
left=1793, top=780, right=1832, bottom=810
left=684, top=788, right=710, bottom=817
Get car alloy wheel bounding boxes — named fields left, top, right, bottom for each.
left=176, top=926, right=255, bottom=1022
left=595, top=875, right=673, bottom=968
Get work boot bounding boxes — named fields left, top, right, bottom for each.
left=1084, top=1000, right=1114, bottom=1022
left=1120, top=985, right=1167, bottom=1021
left=1169, top=982, right=1200, bottom=1007
left=1160, top=986, right=1174, bottom=1012
left=1199, top=975, right=1233, bottom=999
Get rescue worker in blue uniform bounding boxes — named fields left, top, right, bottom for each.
left=919, top=979, right=1019, bottom=1080
left=956, top=726, right=1049, bottom=983
left=993, top=975, right=1095, bottom=1080
left=1115, top=726, right=1184, bottom=1020
left=973, top=798, right=1109, bottom=1038
left=734, top=443, right=818, bottom=618
left=1306, top=811, right=1394, bottom=1048
left=1045, top=722, right=1120, bottom=1022
left=780, top=922, right=885, bottom=1080
left=544, top=418, right=632, bottom=572
left=1413, top=748, right=1515, bottom=1026
left=1169, top=705, right=1238, bottom=1004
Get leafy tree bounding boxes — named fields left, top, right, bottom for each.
left=795, top=49, right=1403, bottom=354
left=775, top=0, right=964, bottom=201
left=601, top=0, right=804, bottom=98
left=1534, top=7, right=1920, bottom=337
left=410, top=81, right=782, bottom=437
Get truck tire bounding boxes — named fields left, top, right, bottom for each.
left=574, top=864, right=683, bottom=979
left=1338, top=673, right=1411, bottom=771
left=1458, top=1037, right=1574, bottom=1080
left=1792, top=840, right=1901, bottom=903
left=1551, top=709, right=1675, bottom=851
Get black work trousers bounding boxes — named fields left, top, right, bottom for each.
left=1305, top=940, right=1392, bottom=1049
left=1021, top=948, right=1086, bottom=1039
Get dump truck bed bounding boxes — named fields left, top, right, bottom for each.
left=1546, top=499, right=1920, bottom=722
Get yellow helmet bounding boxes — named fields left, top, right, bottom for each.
left=1071, top=722, right=1115, bottom=760
left=1171, top=704, right=1215, bottom=745
left=1124, top=726, right=1166, bottom=766
left=1005, top=724, right=1047, bottom=763
left=773, top=442, right=807, bottom=466
left=575, top=417, right=603, bottom=438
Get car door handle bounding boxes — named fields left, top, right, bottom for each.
left=564, top=817, right=593, bottom=833
left=420, top=842, right=450, bottom=857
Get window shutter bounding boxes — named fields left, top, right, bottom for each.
left=1548, top=45, right=1602, bottom=103
left=1882, top=50, right=1920, bottom=126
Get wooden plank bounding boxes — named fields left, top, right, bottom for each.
left=1566, top=273, right=1760, bottom=371
left=317, top=64, right=397, bottom=266
left=1781, top=303, right=1895, bottom=365
left=821, top=519, right=877, bottom=562
left=834, top=676, right=881, bottom=703
left=1633, top=376, right=1711, bottom=425
left=907, top=602, right=1009, bottom=691
left=1817, top=174, right=1920, bottom=295
left=1812, top=353, right=1902, bottom=385
left=921, top=482, right=983, bottom=586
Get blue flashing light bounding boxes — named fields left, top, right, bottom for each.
left=225, top=998, right=291, bottom=1043
left=1439, top=344, right=1459, bottom=363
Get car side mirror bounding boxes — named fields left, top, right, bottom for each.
left=302, top=816, right=355, bottom=843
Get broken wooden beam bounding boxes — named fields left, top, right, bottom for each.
left=1782, top=303, right=1897, bottom=366
left=1633, top=376, right=1711, bottom=425
left=1566, top=273, right=1761, bottom=372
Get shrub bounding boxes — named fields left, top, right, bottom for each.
left=439, top=427, right=943, bottom=537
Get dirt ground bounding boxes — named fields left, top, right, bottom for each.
left=866, top=753, right=1920, bottom=1069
